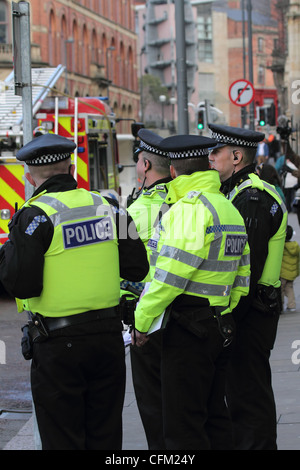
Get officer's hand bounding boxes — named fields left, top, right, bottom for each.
left=131, top=329, right=149, bottom=347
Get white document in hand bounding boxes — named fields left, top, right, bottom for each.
left=147, top=309, right=170, bottom=335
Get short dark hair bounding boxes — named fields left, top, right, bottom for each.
left=143, top=151, right=170, bottom=176
left=171, top=157, right=209, bottom=176
left=228, top=145, right=256, bottom=165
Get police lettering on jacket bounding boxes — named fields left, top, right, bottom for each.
left=62, top=217, right=113, bottom=249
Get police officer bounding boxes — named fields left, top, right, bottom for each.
left=208, top=123, right=287, bottom=450
left=122, top=129, right=171, bottom=450
left=132, top=134, right=251, bottom=450
left=0, top=134, right=148, bottom=450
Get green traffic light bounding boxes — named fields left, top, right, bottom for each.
left=198, top=123, right=204, bottom=130
left=259, top=120, right=265, bottom=126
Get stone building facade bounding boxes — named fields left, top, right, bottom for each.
left=0, top=0, right=139, bottom=133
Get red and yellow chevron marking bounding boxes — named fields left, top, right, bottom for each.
left=0, top=164, right=25, bottom=244
left=38, top=115, right=89, bottom=190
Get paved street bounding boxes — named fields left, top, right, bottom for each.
left=1, top=212, right=300, bottom=451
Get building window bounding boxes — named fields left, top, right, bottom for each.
left=258, top=65, right=265, bottom=85
left=258, top=37, right=264, bottom=52
left=0, top=1, right=8, bottom=43
left=196, top=3, right=213, bottom=63
left=198, top=73, right=215, bottom=102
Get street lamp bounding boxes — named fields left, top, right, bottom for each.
left=106, top=46, right=115, bottom=103
left=64, top=37, right=74, bottom=94
left=159, top=94, right=167, bottom=128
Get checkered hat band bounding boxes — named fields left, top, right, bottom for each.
left=169, top=148, right=210, bottom=159
left=27, top=152, right=71, bottom=166
left=139, top=140, right=169, bottom=157
left=211, top=131, right=258, bottom=148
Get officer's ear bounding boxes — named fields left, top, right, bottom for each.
left=25, top=172, right=37, bottom=187
left=232, top=150, right=243, bottom=166
left=170, top=165, right=177, bottom=180
left=69, top=164, right=75, bottom=176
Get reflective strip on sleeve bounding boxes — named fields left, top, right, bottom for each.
left=159, top=245, right=241, bottom=272
left=154, top=268, right=232, bottom=297
left=233, top=274, right=250, bottom=288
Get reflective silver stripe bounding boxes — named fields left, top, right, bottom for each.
left=156, top=191, right=168, bottom=200
left=37, top=192, right=104, bottom=208
left=233, top=274, right=250, bottom=288
left=49, top=206, right=110, bottom=227
left=36, top=195, right=70, bottom=211
left=159, top=245, right=241, bottom=272
left=197, top=194, right=222, bottom=260
left=262, top=181, right=287, bottom=214
left=160, top=245, right=201, bottom=268
left=150, top=252, right=159, bottom=267
left=240, top=253, right=250, bottom=266
left=34, top=194, right=110, bottom=227
left=230, top=178, right=287, bottom=214
left=154, top=268, right=231, bottom=297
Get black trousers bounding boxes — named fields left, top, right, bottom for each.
left=160, top=316, right=234, bottom=450
left=31, top=318, right=126, bottom=450
left=226, top=306, right=279, bottom=450
left=130, top=331, right=165, bottom=450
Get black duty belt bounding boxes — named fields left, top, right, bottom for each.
left=37, top=306, right=120, bottom=332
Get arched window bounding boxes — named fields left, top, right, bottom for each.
left=119, top=42, right=125, bottom=88
left=127, top=46, right=133, bottom=90
left=91, top=29, right=98, bottom=64
left=0, top=0, right=8, bottom=43
left=60, top=15, right=67, bottom=66
left=101, top=33, right=107, bottom=67
left=82, top=24, right=88, bottom=74
left=72, top=20, right=78, bottom=74
left=48, top=10, right=56, bottom=65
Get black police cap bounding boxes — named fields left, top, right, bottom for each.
left=208, top=123, right=265, bottom=149
left=159, top=134, right=217, bottom=159
left=17, top=134, right=76, bottom=166
left=135, top=129, right=169, bottom=158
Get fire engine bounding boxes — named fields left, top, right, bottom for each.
left=0, top=95, right=121, bottom=245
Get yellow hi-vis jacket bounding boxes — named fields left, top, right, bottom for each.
left=19, top=189, right=120, bottom=317
left=127, top=183, right=169, bottom=284
left=134, top=171, right=250, bottom=333
left=229, top=173, right=287, bottom=288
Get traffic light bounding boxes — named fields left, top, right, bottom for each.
left=259, top=107, right=266, bottom=126
left=197, top=109, right=205, bottom=131
left=267, top=103, right=276, bottom=126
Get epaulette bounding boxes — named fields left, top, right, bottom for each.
left=246, top=188, right=260, bottom=202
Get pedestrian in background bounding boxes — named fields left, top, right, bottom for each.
left=255, top=137, right=269, bottom=165
left=0, top=134, right=148, bottom=450
left=280, top=225, right=300, bottom=312
left=256, top=163, right=285, bottom=202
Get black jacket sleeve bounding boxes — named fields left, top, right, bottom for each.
left=232, top=187, right=283, bottom=315
left=0, top=206, right=53, bottom=299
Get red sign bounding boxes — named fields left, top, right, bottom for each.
left=229, top=79, right=255, bottom=107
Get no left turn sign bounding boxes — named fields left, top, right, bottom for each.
left=229, top=79, right=254, bottom=107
